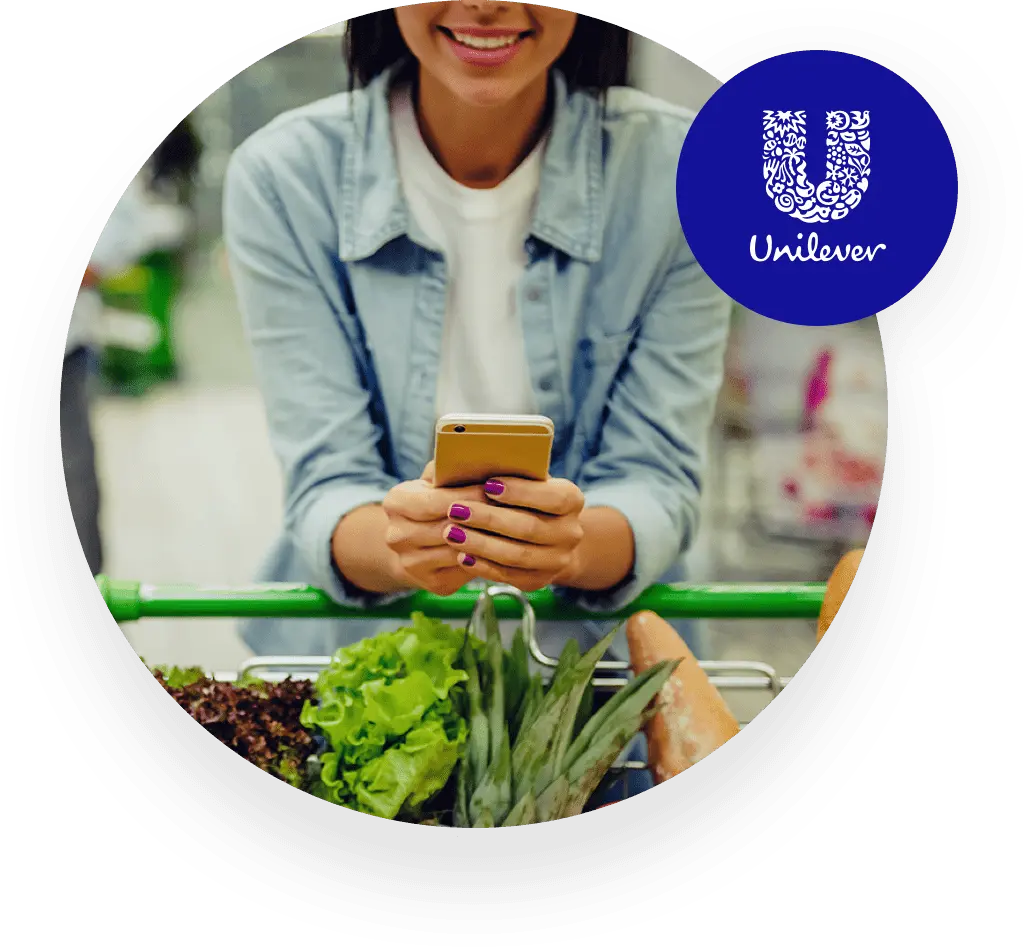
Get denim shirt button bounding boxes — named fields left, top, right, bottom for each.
left=538, top=375, right=555, bottom=392
left=526, top=286, right=543, bottom=303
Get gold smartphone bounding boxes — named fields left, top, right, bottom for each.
left=433, top=413, right=554, bottom=488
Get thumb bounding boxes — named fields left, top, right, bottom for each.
left=421, top=460, right=435, bottom=483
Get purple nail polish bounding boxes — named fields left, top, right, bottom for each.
left=446, top=525, right=467, bottom=544
left=449, top=504, right=471, bottom=522
left=461, top=554, right=476, bottom=567
left=484, top=479, right=505, bottom=496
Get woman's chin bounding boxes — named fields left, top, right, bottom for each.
left=443, top=75, right=529, bottom=110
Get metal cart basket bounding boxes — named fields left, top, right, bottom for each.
left=99, top=577, right=825, bottom=802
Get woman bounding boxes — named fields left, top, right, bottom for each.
left=224, top=4, right=730, bottom=664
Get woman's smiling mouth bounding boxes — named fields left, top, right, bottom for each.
left=451, top=31, right=521, bottom=49
left=438, top=26, right=534, bottom=67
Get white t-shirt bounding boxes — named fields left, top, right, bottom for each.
left=390, top=85, right=542, bottom=418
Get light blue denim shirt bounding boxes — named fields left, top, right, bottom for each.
left=223, top=67, right=730, bottom=656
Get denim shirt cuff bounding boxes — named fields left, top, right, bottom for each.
left=553, top=482, right=680, bottom=613
left=295, top=483, right=411, bottom=610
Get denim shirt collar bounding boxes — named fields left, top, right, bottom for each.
left=338, top=67, right=604, bottom=263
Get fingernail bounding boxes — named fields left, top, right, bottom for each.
left=459, top=554, right=476, bottom=567
left=449, top=503, right=471, bottom=522
left=484, top=479, right=505, bottom=496
left=445, top=525, right=467, bottom=544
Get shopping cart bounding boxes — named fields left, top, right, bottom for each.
left=98, top=576, right=825, bottom=805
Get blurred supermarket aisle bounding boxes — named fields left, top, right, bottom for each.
left=94, top=249, right=276, bottom=671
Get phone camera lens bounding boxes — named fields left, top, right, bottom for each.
left=454, top=425, right=466, bottom=433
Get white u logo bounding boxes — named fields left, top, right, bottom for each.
left=763, top=111, right=871, bottom=223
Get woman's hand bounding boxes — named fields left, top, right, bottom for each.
left=379, top=468, right=486, bottom=596
left=439, top=477, right=587, bottom=592
left=334, top=466, right=633, bottom=598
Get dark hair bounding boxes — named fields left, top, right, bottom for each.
left=150, top=119, right=203, bottom=186
left=343, top=10, right=630, bottom=93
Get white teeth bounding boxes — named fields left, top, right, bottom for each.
left=451, top=31, right=520, bottom=50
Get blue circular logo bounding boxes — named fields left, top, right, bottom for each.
left=676, top=50, right=958, bottom=326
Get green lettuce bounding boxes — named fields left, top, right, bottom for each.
left=301, top=613, right=473, bottom=820
left=151, top=664, right=206, bottom=689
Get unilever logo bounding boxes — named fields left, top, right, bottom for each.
left=754, top=109, right=883, bottom=264
left=675, top=50, right=957, bottom=326
left=763, top=110, right=870, bottom=222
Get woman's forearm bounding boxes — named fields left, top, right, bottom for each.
left=561, top=506, right=636, bottom=592
left=330, top=503, right=408, bottom=595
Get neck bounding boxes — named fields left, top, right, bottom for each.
left=413, top=70, right=551, bottom=188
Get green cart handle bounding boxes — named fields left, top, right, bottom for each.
left=96, top=576, right=825, bottom=623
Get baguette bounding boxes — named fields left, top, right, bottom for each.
left=817, top=549, right=864, bottom=641
left=626, top=611, right=740, bottom=784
